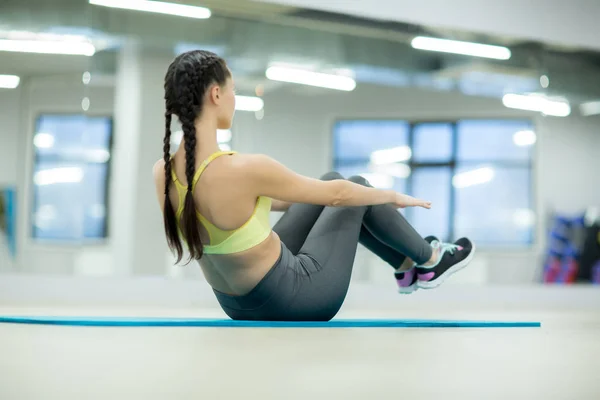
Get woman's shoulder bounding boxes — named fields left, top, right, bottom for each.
left=152, top=159, right=167, bottom=184
left=151, top=152, right=278, bottom=185
left=226, top=152, right=273, bottom=171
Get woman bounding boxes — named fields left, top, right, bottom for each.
left=153, top=50, right=475, bottom=321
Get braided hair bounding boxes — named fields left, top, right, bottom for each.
left=163, top=50, right=230, bottom=264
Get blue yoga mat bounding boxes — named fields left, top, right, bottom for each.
left=0, top=316, right=541, bottom=328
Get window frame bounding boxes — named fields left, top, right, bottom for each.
left=30, top=112, right=115, bottom=245
left=331, top=117, right=537, bottom=248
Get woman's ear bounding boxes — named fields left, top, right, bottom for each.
left=209, top=85, right=221, bottom=104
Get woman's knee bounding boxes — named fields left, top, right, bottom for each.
left=320, top=171, right=344, bottom=181
left=348, top=175, right=371, bottom=187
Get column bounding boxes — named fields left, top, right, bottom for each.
left=110, top=42, right=173, bottom=276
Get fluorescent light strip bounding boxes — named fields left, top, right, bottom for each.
left=235, top=95, right=264, bottom=112
left=369, top=163, right=411, bottom=179
left=266, top=66, right=356, bottom=91
left=0, top=74, right=20, bottom=89
left=0, top=39, right=95, bottom=56
left=34, top=167, right=84, bottom=186
left=502, top=94, right=571, bottom=117
left=359, top=173, right=394, bottom=189
left=89, top=0, right=211, bottom=19
left=452, top=167, right=495, bottom=189
left=411, top=36, right=511, bottom=60
left=34, top=133, right=55, bottom=148
left=579, top=100, right=600, bottom=117
left=370, top=146, right=412, bottom=165
left=513, top=130, right=537, bottom=147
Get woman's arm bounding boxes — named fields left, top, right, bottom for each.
left=241, top=154, right=430, bottom=209
left=271, top=199, right=292, bottom=212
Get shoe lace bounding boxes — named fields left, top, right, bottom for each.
left=441, top=243, right=460, bottom=255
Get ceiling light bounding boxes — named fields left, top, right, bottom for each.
left=502, top=94, right=571, bottom=117
left=579, top=100, right=600, bottom=117
left=82, top=71, right=92, bottom=85
left=453, top=167, right=495, bottom=189
left=513, top=130, right=537, bottom=147
left=411, top=36, right=511, bottom=60
left=266, top=66, right=356, bottom=91
left=369, top=163, right=411, bottom=179
left=0, top=74, right=20, bottom=89
left=370, top=146, right=412, bottom=165
left=359, top=173, right=394, bottom=189
left=34, top=168, right=84, bottom=186
left=89, top=0, right=211, bottom=19
left=34, top=133, right=55, bottom=149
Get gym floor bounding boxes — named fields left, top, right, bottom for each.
left=0, top=282, right=598, bottom=400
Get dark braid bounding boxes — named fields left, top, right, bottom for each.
left=178, top=67, right=203, bottom=262
left=162, top=110, right=183, bottom=262
left=161, top=50, right=231, bottom=264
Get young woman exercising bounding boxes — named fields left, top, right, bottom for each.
left=153, top=50, right=475, bottom=321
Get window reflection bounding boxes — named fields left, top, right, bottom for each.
left=32, top=114, right=112, bottom=241
left=334, top=119, right=535, bottom=246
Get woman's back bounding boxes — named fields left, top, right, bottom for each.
left=154, top=150, right=283, bottom=295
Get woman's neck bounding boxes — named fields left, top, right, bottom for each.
left=178, top=117, right=221, bottom=161
left=196, top=117, right=222, bottom=157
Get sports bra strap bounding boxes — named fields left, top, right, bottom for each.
left=170, top=151, right=236, bottom=188
left=191, top=151, right=236, bottom=189
left=170, top=162, right=182, bottom=186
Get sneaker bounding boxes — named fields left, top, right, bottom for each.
left=416, top=238, right=475, bottom=289
left=395, top=268, right=418, bottom=294
left=395, top=236, right=438, bottom=294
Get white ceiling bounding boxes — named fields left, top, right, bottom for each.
left=2, top=0, right=600, bottom=102
left=252, top=0, right=600, bottom=52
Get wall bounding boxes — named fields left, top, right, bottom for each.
left=0, top=89, right=21, bottom=271
left=0, top=89, right=20, bottom=187
left=2, top=76, right=115, bottom=275
left=537, top=115, right=600, bottom=214
left=1, top=78, right=598, bottom=284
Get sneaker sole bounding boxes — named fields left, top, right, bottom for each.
left=398, top=285, right=418, bottom=294
left=417, top=243, right=476, bottom=289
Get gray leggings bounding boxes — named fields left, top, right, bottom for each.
left=214, top=172, right=433, bottom=321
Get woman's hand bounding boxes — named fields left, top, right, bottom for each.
left=394, top=193, right=431, bottom=209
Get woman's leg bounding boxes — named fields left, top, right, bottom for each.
left=341, top=175, right=474, bottom=292
left=290, top=204, right=369, bottom=320
left=273, top=172, right=410, bottom=269
left=272, top=171, right=340, bottom=254
left=268, top=174, right=474, bottom=320
left=347, top=175, right=434, bottom=265
left=287, top=174, right=436, bottom=317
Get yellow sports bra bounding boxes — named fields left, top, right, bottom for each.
left=171, top=151, right=272, bottom=255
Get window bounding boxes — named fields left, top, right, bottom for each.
left=333, top=120, right=410, bottom=198
left=454, top=120, right=534, bottom=246
left=32, top=114, right=113, bottom=241
left=333, top=119, right=535, bottom=246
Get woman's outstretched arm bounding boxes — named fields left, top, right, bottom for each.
left=271, top=199, right=292, bottom=212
